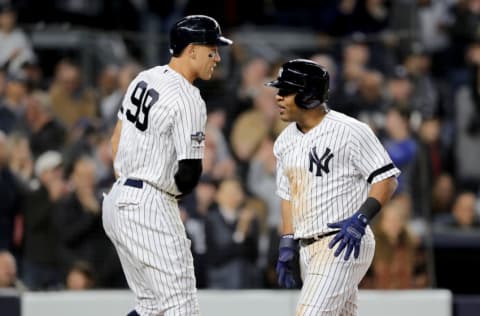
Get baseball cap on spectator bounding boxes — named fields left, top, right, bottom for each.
left=35, top=150, right=63, bottom=177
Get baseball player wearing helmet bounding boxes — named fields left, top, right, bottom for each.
left=267, top=59, right=400, bottom=315
left=102, top=15, right=232, bottom=316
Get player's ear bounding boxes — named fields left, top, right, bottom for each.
left=186, top=44, right=196, bottom=60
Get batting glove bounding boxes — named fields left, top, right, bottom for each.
left=276, top=234, right=298, bottom=289
left=327, top=212, right=368, bottom=261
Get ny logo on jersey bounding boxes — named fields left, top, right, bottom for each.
left=308, top=146, right=334, bottom=177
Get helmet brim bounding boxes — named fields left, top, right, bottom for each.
left=216, top=36, right=233, bottom=46
left=265, top=80, right=300, bottom=90
left=265, top=80, right=282, bottom=88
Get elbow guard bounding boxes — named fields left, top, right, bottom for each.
left=174, top=159, right=202, bottom=195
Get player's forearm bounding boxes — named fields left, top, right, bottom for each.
left=281, top=199, right=294, bottom=235
left=360, top=176, right=398, bottom=221
left=368, top=176, right=398, bottom=206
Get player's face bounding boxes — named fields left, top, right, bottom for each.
left=275, top=88, right=302, bottom=122
left=194, top=45, right=221, bottom=80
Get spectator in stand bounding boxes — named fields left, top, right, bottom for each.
left=54, top=156, right=102, bottom=276
left=7, top=132, right=33, bottom=188
left=385, top=67, right=414, bottom=112
left=401, top=44, right=439, bottom=119
left=310, top=54, right=338, bottom=95
left=20, top=60, right=45, bottom=91
left=414, top=0, right=453, bottom=67
left=350, top=0, right=391, bottom=35
left=205, top=178, right=259, bottom=289
left=62, top=120, right=101, bottom=176
left=96, top=64, right=119, bottom=128
left=247, top=134, right=281, bottom=233
left=91, top=134, right=115, bottom=194
left=230, top=84, right=287, bottom=178
left=55, top=155, right=123, bottom=288
left=23, top=91, right=67, bottom=158
left=98, top=62, right=142, bottom=129
left=0, top=250, right=27, bottom=290
left=22, top=150, right=67, bottom=290
left=412, top=116, right=454, bottom=218
left=246, top=134, right=282, bottom=286
left=202, top=107, right=236, bottom=181
left=434, top=191, right=480, bottom=230
left=353, top=70, right=389, bottom=132
left=49, top=59, right=98, bottom=129
left=180, top=175, right=219, bottom=288
left=65, top=261, right=95, bottom=290
left=225, top=57, right=270, bottom=138
left=367, top=200, right=428, bottom=289
left=0, top=73, right=28, bottom=134
left=0, top=131, right=23, bottom=253
left=331, top=59, right=365, bottom=117
left=453, top=42, right=480, bottom=192
left=382, top=106, right=417, bottom=196
left=447, top=0, right=480, bottom=74
left=0, top=3, right=36, bottom=77
left=431, top=173, right=456, bottom=217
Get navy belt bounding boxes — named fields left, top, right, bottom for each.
left=124, top=178, right=143, bottom=189
left=300, top=230, right=339, bottom=247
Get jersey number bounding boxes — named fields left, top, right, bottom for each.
left=126, top=80, right=159, bottom=131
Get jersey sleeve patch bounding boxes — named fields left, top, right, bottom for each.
left=190, top=131, right=206, bottom=148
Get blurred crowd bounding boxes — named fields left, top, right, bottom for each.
left=1, top=0, right=480, bottom=293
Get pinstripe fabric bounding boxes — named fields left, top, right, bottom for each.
left=115, top=65, right=206, bottom=196
left=274, top=110, right=400, bottom=239
left=273, top=110, right=399, bottom=315
left=103, top=180, right=200, bottom=316
left=296, top=229, right=374, bottom=316
left=104, top=65, right=205, bottom=315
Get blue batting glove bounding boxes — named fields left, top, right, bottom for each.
left=327, top=212, right=368, bottom=261
left=276, top=234, right=298, bottom=289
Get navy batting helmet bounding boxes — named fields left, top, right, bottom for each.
left=266, top=59, right=329, bottom=109
left=169, top=15, right=233, bottom=56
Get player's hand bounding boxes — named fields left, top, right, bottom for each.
left=327, top=212, right=368, bottom=261
left=276, top=234, right=298, bottom=289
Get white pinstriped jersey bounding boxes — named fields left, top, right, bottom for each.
left=274, top=110, right=400, bottom=239
left=114, top=65, right=207, bottom=195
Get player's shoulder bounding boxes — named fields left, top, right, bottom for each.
left=138, top=65, right=177, bottom=85
left=144, top=65, right=203, bottom=99
left=159, top=66, right=202, bottom=100
left=327, top=110, right=371, bottom=133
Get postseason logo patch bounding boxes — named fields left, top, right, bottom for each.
left=191, top=131, right=205, bottom=146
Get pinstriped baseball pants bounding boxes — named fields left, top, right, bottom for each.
left=102, top=179, right=200, bottom=316
left=296, top=228, right=375, bottom=316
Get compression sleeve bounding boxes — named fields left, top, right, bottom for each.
left=174, top=159, right=202, bottom=194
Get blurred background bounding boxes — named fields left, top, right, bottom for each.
left=0, top=0, right=480, bottom=313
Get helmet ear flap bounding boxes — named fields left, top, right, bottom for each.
left=295, top=92, right=322, bottom=109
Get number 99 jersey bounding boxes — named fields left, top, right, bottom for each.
left=115, top=65, right=207, bottom=196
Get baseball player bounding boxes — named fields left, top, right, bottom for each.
left=266, top=59, right=400, bottom=315
left=102, top=15, right=232, bottom=316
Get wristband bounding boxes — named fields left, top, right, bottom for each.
left=279, top=234, right=298, bottom=249
left=358, top=197, right=381, bottom=221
